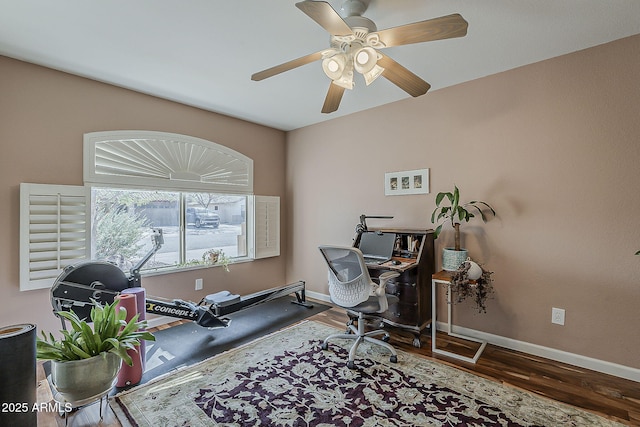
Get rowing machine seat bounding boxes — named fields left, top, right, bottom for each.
left=204, top=291, right=241, bottom=307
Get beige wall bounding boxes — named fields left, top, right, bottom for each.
left=0, top=56, right=287, bottom=333
left=2, top=34, right=639, bottom=371
left=286, top=34, right=640, bottom=369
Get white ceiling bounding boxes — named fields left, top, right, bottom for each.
left=2, top=1, right=639, bottom=131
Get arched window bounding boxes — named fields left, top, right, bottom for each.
left=20, top=131, right=279, bottom=291
left=84, top=130, right=253, bottom=193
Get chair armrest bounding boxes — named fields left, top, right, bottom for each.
left=373, top=271, right=400, bottom=312
left=376, top=271, right=400, bottom=294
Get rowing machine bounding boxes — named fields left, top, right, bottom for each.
left=50, top=228, right=312, bottom=329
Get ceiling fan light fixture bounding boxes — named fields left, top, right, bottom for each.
left=327, top=59, right=340, bottom=72
left=353, top=46, right=378, bottom=74
left=332, top=67, right=354, bottom=90
left=333, top=72, right=354, bottom=90
left=362, top=64, right=384, bottom=86
left=322, top=54, right=346, bottom=80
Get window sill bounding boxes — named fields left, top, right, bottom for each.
left=141, top=257, right=253, bottom=278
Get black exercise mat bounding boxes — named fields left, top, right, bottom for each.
left=123, top=296, right=330, bottom=390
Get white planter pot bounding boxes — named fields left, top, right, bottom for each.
left=465, top=258, right=483, bottom=280
left=51, top=352, right=121, bottom=404
left=442, top=248, right=468, bottom=271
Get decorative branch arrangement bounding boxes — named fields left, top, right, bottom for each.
left=448, top=261, right=494, bottom=313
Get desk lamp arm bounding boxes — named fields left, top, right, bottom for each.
left=354, top=214, right=394, bottom=242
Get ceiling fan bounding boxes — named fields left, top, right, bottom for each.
left=251, top=0, right=468, bottom=114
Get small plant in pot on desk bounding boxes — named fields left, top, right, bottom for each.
left=431, top=185, right=497, bottom=271
left=36, top=300, right=155, bottom=405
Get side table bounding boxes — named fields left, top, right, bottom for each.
left=431, top=270, right=487, bottom=363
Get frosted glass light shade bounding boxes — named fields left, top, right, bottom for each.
left=353, top=47, right=378, bottom=74
left=333, top=69, right=354, bottom=89
left=363, top=64, right=384, bottom=85
left=322, top=54, right=346, bottom=80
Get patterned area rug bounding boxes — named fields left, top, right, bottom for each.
left=112, top=321, right=621, bottom=426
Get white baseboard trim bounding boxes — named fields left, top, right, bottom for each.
left=436, top=321, right=640, bottom=382
left=305, top=291, right=640, bottom=382
left=305, top=290, right=332, bottom=304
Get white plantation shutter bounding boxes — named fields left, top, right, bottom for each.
left=84, top=131, right=253, bottom=194
left=20, top=183, right=89, bottom=291
left=253, top=196, right=280, bottom=259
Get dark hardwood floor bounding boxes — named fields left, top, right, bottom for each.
left=37, top=303, right=640, bottom=426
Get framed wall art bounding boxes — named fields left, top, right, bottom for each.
left=384, top=168, right=429, bottom=196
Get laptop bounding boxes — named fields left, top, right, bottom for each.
left=358, top=232, right=396, bottom=265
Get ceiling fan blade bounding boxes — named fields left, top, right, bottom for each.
left=295, top=1, right=354, bottom=36
left=321, top=82, right=345, bottom=114
left=378, top=54, right=431, bottom=97
left=251, top=51, right=324, bottom=81
left=376, top=13, right=468, bottom=48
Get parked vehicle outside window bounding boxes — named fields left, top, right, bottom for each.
left=186, top=207, right=220, bottom=228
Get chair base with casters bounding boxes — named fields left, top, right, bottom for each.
left=321, top=302, right=398, bottom=369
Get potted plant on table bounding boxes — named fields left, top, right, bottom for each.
left=449, top=259, right=495, bottom=313
left=431, top=185, right=496, bottom=271
left=202, top=248, right=231, bottom=272
left=36, top=300, right=155, bottom=404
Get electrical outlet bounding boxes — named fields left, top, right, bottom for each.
left=552, top=307, right=565, bottom=325
left=195, top=278, right=203, bottom=291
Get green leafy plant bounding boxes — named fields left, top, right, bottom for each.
left=431, top=185, right=496, bottom=251
left=36, top=300, right=155, bottom=366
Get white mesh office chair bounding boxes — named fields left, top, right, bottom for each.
left=318, top=245, right=400, bottom=369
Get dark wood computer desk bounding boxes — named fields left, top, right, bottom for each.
left=354, top=228, right=435, bottom=347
